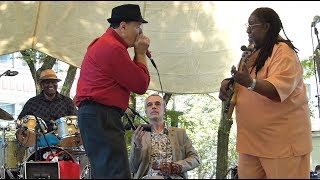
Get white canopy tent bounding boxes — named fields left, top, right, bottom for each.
left=0, top=1, right=318, bottom=94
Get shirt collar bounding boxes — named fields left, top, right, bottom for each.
left=39, top=91, right=62, bottom=101
left=105, top=27, right=129, bottom=49
left=151, top=125, right=169, bottom=135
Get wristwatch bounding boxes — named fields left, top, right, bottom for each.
left=247, top=79, right=256, bottom=90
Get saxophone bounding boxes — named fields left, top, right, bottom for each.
left=224, top=43, right=255, bottom=120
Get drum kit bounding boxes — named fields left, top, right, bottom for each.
left=0, top=115, right=91, bottom=179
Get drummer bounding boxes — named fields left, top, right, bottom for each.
left=18, top=69, right=77, bottom=145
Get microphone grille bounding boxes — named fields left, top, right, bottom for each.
left=240, top=45, right=247, bottom=51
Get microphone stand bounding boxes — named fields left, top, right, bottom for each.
left=124, top=113, right=137, bottom=130
left=33, top=115, right=54, bottom=161
left=314, top=26, right=320, bottom=118
left=0, top=70, right=9, bottom=78
left=127, top=107, right=149, bottom=124
left=147, top=54, right=164, bottom=96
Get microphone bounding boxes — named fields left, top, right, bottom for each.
left=312, top=15, right=320, bottom=27
left=241, top=44, right=255, bottom=52
left=124, top=123, right=152, bottom=132
left=5, top=70, right=18, bottom=76
left=124, top=112, right=151, bottom=132
left=146, top=50, right=157, bottom=69
left=146, top=50, right=151, bottom=59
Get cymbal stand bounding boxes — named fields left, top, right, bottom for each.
left=80, top=161, right=91, bottom=179
left=0, top=126, right=5, bottom=179
left=0, top=124, right=15, bottom=179
left=313, top=26, right=320, bottom=118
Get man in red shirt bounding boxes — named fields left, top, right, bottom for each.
left=75, top=4, right=150, bottom=179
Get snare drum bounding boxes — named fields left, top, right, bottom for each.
left=16, top=115, right=48, bottom=147
left=0, top=120, right=26, bottom=169
left=55, top=116, right=82, bottom=148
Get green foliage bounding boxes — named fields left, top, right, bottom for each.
left=301, top=56, right=315, bottom=80
left=125, top=130, right=134, bottom=152
left=165, top=110, right=184, bottom=127
left=19, top=48, right=76, bottom=97
left=170, top=93, right=237, bottom=179
left=19, top=49, right=47, bottom=64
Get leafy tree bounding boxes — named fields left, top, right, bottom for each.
left=19, top=49, right=77, bottom=97
left=301, top=55, right=316, bottom=80
left=169, top=93, right=237, bottom=179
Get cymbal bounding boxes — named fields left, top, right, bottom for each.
left=0, top=108, right=14, bottom=120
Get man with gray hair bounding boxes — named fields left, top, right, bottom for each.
left=130, top=94, right=200, bottom=179
left=76, top=4, right=150, bottom=179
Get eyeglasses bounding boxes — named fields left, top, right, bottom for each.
left=245, top=23, right=263, bottom=31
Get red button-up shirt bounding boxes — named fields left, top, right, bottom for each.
left=75, top=28, right=150, bottom=111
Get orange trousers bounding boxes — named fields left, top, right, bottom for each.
left=238, top=153, right=310, bottom=179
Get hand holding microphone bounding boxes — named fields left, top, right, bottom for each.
left=134, top=31, right=150, bottom=55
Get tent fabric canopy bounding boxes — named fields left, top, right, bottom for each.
left=0, top=1, right=238, bottom=94
left=0, top=1, right=316, bottom=94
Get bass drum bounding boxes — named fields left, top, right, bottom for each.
left=25, top=146, right=75, bottom=162
left=21, top=147, right=80, bottom=179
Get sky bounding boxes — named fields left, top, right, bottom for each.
left=214, top=1, right=320, bottom=62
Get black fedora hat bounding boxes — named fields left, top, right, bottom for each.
left=107, top=4, right=148, bottom=24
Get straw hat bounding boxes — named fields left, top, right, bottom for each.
left=38, top=69, right=61, bottom=83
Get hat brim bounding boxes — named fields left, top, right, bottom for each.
left=38, top=78, right=61, bottom=83
left=107, top=18, right=148, bottom=24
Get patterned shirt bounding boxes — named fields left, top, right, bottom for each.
left=18, top=91, right=77, bottom=132
left=147, top=128, right=174, bottom=177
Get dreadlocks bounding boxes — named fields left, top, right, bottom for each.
left=251, top=7, right=299, bottom=77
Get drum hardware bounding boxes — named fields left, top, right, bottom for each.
left=80, top=163, right=91, bottom=179
left=5, top=115, right=88, bottom=179
left=16, top=115, right=48, bottom=147
left=55, top=116, right=83, bottom=148
left=32, top=115, right=55, bottom=162
left=0, top=120, right=25, bottom=179
left=0, top=166, right=5, bottom=179
left=15, top=115, right=56, bottom=162
left=67, top=150, right=91, bottom=179
left=66, top=118, right=72, bottom=125
left=22, top=146, right=80, bottom=179
left=0, top=127, right=11, bottom=131
left=1, top=140, right=7, bottom=148
left=20, top=127, right=28, bottom=138
left=5, top=169, right=15, bottom=179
